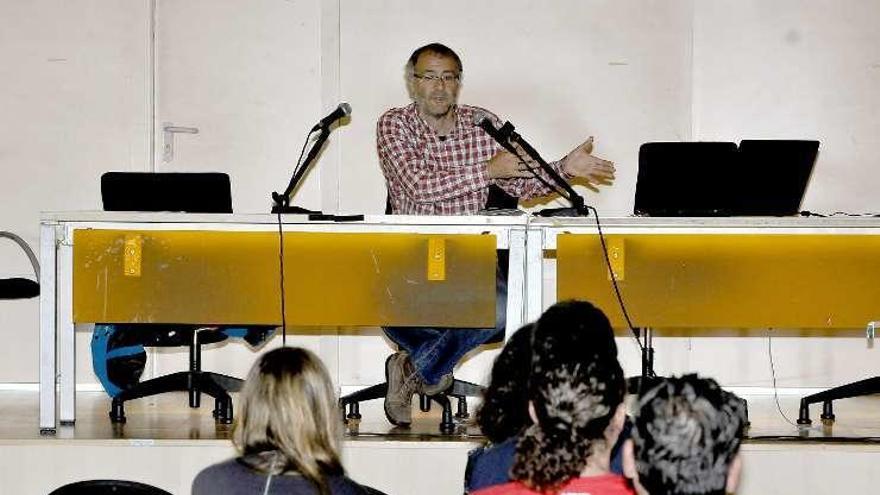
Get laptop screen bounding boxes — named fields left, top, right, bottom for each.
left=734, top=140, right=819, bottom=216
left=101, top=172, right=233, bottom=214
left=634, top=140, right=818, bottom=217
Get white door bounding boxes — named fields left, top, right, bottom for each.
left=154, top=0, right=328, bottom=214
left=151, top=0, right=345, bottom=381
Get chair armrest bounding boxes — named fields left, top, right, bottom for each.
left=0, top=231, right=40, bottom=280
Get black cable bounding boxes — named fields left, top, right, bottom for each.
left=768, top=332, right=797, bottom=427
left=276, top=211, right=287, bottom=346
left=288, top=129, right=318, bottom=193
left=587, top=205, right=646, bottom=356
left=272, top=128, right=319, bottom=344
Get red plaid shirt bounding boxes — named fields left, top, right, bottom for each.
left=377, top=103, right=571, bottom=215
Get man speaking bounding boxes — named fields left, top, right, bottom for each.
left=376, top=42, right=615, bottom=426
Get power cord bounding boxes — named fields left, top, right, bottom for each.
left=272, top=129, right=320, bottom=346
left=587, top=205, right=647, bottom=358
left=768, top=331, right=797, bottom=426
left=276, top=211, right=287, bottom=346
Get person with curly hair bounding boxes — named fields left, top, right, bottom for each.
left=471, top=301, right=634, bottom=495
left=621, top=375, right=746, bottom=495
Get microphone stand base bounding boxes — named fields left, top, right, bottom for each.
left=271, top=204, right=323, bottom=215
left=534, top=207, right=590, bottom=217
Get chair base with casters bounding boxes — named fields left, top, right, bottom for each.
left=105, top=326, right=248, bottom=425
left=797, top=376, right=880, bottom=426
left=341, top=378, right=483, bottom=434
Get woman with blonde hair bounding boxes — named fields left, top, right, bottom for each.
left=193, top=347, right=384, bottom=495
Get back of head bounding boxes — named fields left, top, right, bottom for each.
left=511, top=300, right=625, bottom=492
left=632, top=375, right=746, bottom=495
left=531, top=300, right=618, bottom=362
left=476, top=323, right=535, bottom=443
left=233, top=347, right=343, bottom=489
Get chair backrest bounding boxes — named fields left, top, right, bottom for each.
left=49, top=479, right=172, bottom=495
left=0, top=231, right=40, bottom=299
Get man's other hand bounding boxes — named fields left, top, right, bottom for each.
left=561, top=137, right=615, bottom=187
left=487, top=150, right=536, bottom=179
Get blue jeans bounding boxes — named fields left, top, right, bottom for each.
left=383, top=261, right=507, bottom=386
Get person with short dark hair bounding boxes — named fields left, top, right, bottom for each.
left=471, top=301, right=634, bottom=495
left=192, top=347, right=384, bottom=495
left=621, top=375, right=747, bottom=495
left=465, top=323, right=535, bottom=492
left=378, top=42, right=616, bottom=427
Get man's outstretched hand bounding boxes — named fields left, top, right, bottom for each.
left=561, top=137, right=615, bottom=191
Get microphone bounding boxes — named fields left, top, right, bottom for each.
left=474, top=113, right=516, bottom=153
left=475, top=111, right=590, bottom=217
left=312, top=102, right=352, bottom=131
left=272, top=103, right=351, bottom=214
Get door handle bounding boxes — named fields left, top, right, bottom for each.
left=162, top=122, right=199, bottom=163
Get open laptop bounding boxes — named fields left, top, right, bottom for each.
left=101, top=172, right=233, bottom=213
left=634, top=140, right=819, bottom=216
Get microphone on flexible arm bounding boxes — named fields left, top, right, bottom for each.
left=474, top=112, right=517, bottom=154
left=311, top=102, right=352, bottom=132
left=272, top=102, right=353, bottom=215
left=474, top=112, right=589, bottom=217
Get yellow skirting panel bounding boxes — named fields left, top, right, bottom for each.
left=73, top=230, right=496, bottom=328
left=557, top=233, right=880, bottom=329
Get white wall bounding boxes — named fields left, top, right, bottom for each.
left=2, top=1, right=880, bottom=393
left=0, top=0, right=152, bottom=382
left=693, top=0, right=880, bottom=213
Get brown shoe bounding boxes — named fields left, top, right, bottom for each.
left=420, top=373, right=454, bottom=396
left=384, top=351, right=420, bottom=426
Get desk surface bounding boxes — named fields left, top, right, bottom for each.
left=42, top=211, right=530, bottom=226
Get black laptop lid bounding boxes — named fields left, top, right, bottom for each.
left=634, top=142, right=739, bottom=216
left=634, top=140, right=818, bottom=217
left=101, top=172, right=232, bottom=213
left=735, top=140, right=819, bottom=216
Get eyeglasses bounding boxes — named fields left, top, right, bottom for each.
left=412, top=72, right=461, bottom=84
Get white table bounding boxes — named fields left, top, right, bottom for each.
left=39, top=212, right=529, bottom=433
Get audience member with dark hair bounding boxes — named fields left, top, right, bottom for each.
left=622, top=375, right=746, bottom=495
left=192, top=347, right=385, bottom=495
left=466, top=323, right=535, bottom=491
left=471, top=300, right=634, bottom=495
left=476, top=322, right=535, bottom=444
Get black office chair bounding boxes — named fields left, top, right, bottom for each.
left=0, top=231, right=40, bottom=301
left=96, top=324, right=275, bottom=424
left=49, top=479, right=172, bottom=495
left=339, top=187, right=514, bottom=433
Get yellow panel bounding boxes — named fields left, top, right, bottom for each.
left=558, top=233, right=880, bottom=329
left=73, top=230, right=496, bottom=327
